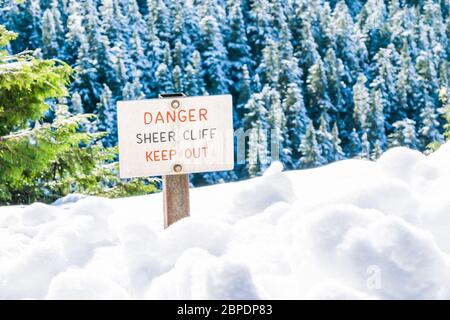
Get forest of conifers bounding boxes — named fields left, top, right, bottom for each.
left=1, top=0, right=449, bottom=185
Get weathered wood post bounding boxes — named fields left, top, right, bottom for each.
left=159, top=93, right=190, bottom=228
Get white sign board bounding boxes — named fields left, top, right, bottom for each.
left=117, top=95, right=234, bottom=178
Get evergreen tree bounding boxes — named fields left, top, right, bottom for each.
left=316, top=115, right=334, bottom=164
left=96, top=84, right=116, bottom=147
left=307, top=57, right=332, bottom=118
left=243, top=90, right=270, bottom=177
left=353, top=73, right=370, bottom=132
left=324, top=48, right=345, bottom=113
left=331, top=122, right=345, bottom=161
left=199, top=15, right=229, bottom=94
left=419, top=101, right=443, bottom=148
left=331, top=1, right=367, bottom=79
left=370, top=45, right=400, bottom=124
left=371, top=139, right=383, bottom=160
left=264, top=85, right=290, bottom=166
left=389, top=119, right=418, bottom=149
left=147, top=0, right=171, bottom=42
left=282, top=83, right=309, bottom=161
left=292, top=13, right=320, bottom=73
left=367, top=89, right=387, bottom=148
left=226, top=1, right=253, bottom=98
left=184, top=51, right=205, bottom=96
left=299, top=121, right=325, bottom=169
left=41, top=9, right=58, bottom=58
left=278, top=21, right=303, bottom=96
left=359, top=131, right=371, bottom=159
left=237, top=64, right=251, bottom=113
left=155, top=62, right=173, bottom=93
left=123, top=68, right=145, bottom=100
left=70, top=91, right=84, bottom=114
left=348, top=128, right=362, bottom=157
left=172, top=65, right=183, bottom=93
left=259, top=39, right=280, bottom=87
left=65, top=0, right=85, bottom=65
left=247, top=0, right=274, bottom=66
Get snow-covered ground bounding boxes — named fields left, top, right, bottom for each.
left=1, top=143, right=450, bottom=300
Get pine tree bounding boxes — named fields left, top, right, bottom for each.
left=370, top=45, right=399, bottom=123
left=243, top=90, right=270, bottom=177
left=353, top=73, right=370, bottom=132
left=419, top=101, right=443, bottom=148
left=316, top=115, right=334, bottom=164
left=147, top=0, right=171, bottom=42
left=199, top=15, right=229, bottom=94
left=247, top=0, right=274, bottom=66
left=324, top=48, right=345, bottom=113
left=172, top=65, right=183, bottom=93
left=307, top=57, right=332, bottom=118
left=237, top=64, right=251, bottom=112
left=155, top=62, right=173, bottom=93
left=264, top=85, right=290, bottom=166
left=184, top=51, right=205, bottom=96
left=371, top=139, right=383, bottom=160
left=439, top=87, right=450, bottom=142
left=282, top=83, right=309, bottom=161
left=100, top=0, right=126, bottom=44
left=299, top=121, right=325, bottom=169
left=123, top=68, right=145, bottom=100
left=41, top=9, right=58, bottom=58
left=70, top=91, right=84, bottom=114
left=278, top=21, right=303, bottom=95
left=367, top=89, right=387, bottom=148
left=96, top=84, right=116, bottom=147
left=331, top=122, right=345, bottom=161
left=348, top=128, right=362, bottom=157
left=396, top=41, right=420, bottom=121
left=292, top=14, right=320, bottom=73
left=259, top=39, right=280, bottom=87
left=331, top=1, right=367, bottom=79
left=226, top=1, right=253, bottom=98
left=389, top=119, right=418, bottom=149
left=65, top=0, right=85, bottom=65
left=359, top=131, right=371, bottom=159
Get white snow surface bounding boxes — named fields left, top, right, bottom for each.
left=1, top=144, right=450, bottom=300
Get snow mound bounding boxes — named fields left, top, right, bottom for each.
left=1, top=143, right=450, bottom=299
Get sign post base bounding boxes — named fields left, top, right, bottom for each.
left=163, top=173, right=190, bottom=228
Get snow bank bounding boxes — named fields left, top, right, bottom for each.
left=1, top=143, right=450, bottom=299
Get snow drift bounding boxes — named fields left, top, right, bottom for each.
left=1, top=143, right=450, bottom=300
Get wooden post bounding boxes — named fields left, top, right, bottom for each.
left=159, top=93, right=190, bottom=229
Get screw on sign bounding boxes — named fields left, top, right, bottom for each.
left=116, top=93, right=234, bottom=228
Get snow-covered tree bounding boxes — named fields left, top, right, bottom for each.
left=419, top=102, right=443, bottom=148
left=96, top=84, right=116, bottom=147
left=331, top=122, right=346, bottom=161
left=389, top=119, right=418, bottom=149
left=282, top=83, right=309, bottom=161
left=155, top=62, right=173, bottom=94
left=307, top=57, right=332, bottom=118
left=299, top=121, right=325, bottom=169
left=199, top=15, right=229, bottom=94
left=41, top=9, right=58, bottom=58
left=359, top=131, right=371, bottom=159
left=226, top=1, right=253, bottom=97
left=243, top=90, right=270, bottom=177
